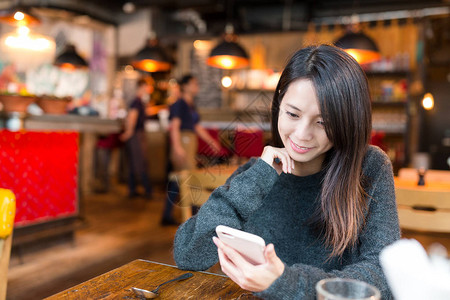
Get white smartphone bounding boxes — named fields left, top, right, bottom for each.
left=215, top=225, right=266, bottom=265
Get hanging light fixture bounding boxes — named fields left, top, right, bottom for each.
left=207, top=24, right=249, bottom=69
left=132, top=33, right=171, bottom=72
left=0, top=26, right=55, bottom=71
left=0, top=5, right=40, bottom=27
left=335, top=15, right=381, bottom=64
left=131, top=9, right=171, bottom=73
left=54, top=44, right=88, bottom=71
left=207, top=0, right=249, bottom=70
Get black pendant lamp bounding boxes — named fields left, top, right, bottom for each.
left=335, top=18, right=381, bottom=65
left=207, top=24, right=249, bottom=70
left=55, top=44, right=88, bottom=70
left=335, top=32, right=381, bottom=64
left=131, top=34, right=171, bottom=72
left=0, top=6, right=40, bottom=27
left=131, top=9, right=171, bottom=73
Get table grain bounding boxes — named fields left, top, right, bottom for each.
left=45, top=259, right=261, bottom=299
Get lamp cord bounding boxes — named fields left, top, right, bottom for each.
left=148, top=8, right=156, bottom=40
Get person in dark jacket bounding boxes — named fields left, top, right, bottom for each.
left=120, top=78, right=153, bottom=199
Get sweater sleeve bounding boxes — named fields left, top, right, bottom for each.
left=174, top=158, right=279, bottom=271
left=255, top=149, right=400, bottom=300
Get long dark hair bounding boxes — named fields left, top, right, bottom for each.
left=271, top=44, right=372, bottom=258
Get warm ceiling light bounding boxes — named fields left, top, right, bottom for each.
left=193, top=40, right=212, bottom=51
left=221, top=76, right=232, bottom=88
left=0, top=7, right=40, bottom=27
left=124, top=65, right=134, bottom=73
left=335, top=32, right=381, bottom=64
left=335, top=15, right=381, bottom=65
left=54, top=44, right=88, bottom=70
left=17, top=25, right=29, bottom=35
left=14, top=11, right=25, bottom=21
left=422, top=93, right=434, bottom=110
left=0, top=26, right=55, bottom=71
left=207, top=24, right=249, bottom=70
left=132, top=38, right=171, bottom=73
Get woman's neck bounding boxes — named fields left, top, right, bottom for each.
left=291, top=156, right=326, bottom=177
left=182, top=93, right=193, bottom=105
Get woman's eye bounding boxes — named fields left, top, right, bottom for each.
left=286, top=111, right=298, bottom=118
left=317, top=120, right=325, bottom=127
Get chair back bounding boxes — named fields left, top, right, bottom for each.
left=176, top=165, right=237, bottom=221
left=396, top=187, right=450, bottom=232
left=0, top=189, right=16, bottom=300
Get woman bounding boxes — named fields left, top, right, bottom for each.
left=161, top=74, right=221, bottom=225
left=174, top=45, right=400, bottom=299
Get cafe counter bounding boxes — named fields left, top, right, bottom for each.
left=0, top=113, right=121, bottom=248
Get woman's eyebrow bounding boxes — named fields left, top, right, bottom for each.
left=284, top=103, right=301, bottom=111
left=283, top=103, right=322, bottom=118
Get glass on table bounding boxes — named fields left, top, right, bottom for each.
left=316, top=278, right=381, bottom=300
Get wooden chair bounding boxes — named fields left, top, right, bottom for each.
left=0, top=189, right=16, bottom=300
left=395, top=185, right=450, bottom=232
left=398, top=168, right=450, bottom=184
left=175, top=165, right=237, bottom=222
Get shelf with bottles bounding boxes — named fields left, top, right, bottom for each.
left=363, top=51, right=411, bottom=74
left=364, top=54, right=411, bottom=104
left=368, top=76, right=409, bottom=104
left=372, top=105, right=408, bottom=133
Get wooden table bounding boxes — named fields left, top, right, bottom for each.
left=46, top=259, right=260, bottom=299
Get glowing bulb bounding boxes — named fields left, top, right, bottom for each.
left=221, top=76, right=232, bottom=88
left=14, top=11, right=25, bottom=21
left=219, top=57, right=233, bottom=69
left=193, top=40, right=212, bottom=50
left=4, top=31, right=52, bottom=51
left=345, top=49, right=360, bottom=62
left=422, top=93, right=434, bottom=110
left=124, top=65, right=134, bottom=73
left=18, top=26, right=30, bottom=36
left=343, top=49, right=381, bottom=64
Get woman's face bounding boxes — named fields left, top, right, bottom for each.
left=278, top=79, right=333, bottom=175
left=185, top=78, right=199, bottom=96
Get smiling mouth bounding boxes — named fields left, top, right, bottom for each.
left=290, top=139, right=312, bottom=150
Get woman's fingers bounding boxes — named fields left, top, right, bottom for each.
left=213, top=237, right=244, bottom=283
left=261, top=146, right=294, bottom=174
left=274, top=149, right=292, bottom=174
left=213, top=238, right=285, bottom=292
left=213, top=237, right=252, bottom=267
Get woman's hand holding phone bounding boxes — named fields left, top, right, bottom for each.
left=260, top=146, right=294, bottom=175
left=213, top=226, right=285, bottom=292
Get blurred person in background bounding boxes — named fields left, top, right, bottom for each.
left=120, top=78, right=153, bottom=199
left=161, top=74, right=221, bottom=226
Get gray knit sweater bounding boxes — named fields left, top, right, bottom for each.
left=174, top=146, right=400, bottom=299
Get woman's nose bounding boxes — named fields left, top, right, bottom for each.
left=293, top=121, right=313, bottom=141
